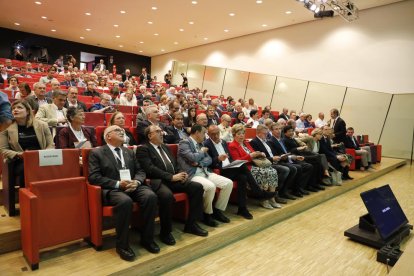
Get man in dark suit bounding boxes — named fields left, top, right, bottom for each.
left=249, top=125, right=292, bottom=204
left=330, top=108, right=346, bottom=144
left=278, top=108, right=290, bottom=121
left=165, top=112, right=189, bottom=144
left=139, top=67, right=152, bottom=88
left=83, top=81, right=100, bottom=97
left=136, top=125, right=208, bottom=237
left=344, top=127, right=372, bottom=170
left=267, top=122, right=313, bottom=198
left=282, top=125, right=326, bottom=192
left=136, top=106, right=168, bottom=144
left=64, top=87, right=87, bottom=111
left=206, top=105, right=219, bottom=126
left=88, top=125, right=159, bottom=261
left=204, top=125, right=276, bottom=219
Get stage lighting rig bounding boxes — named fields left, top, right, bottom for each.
left=296, top=0, right=359, bottom=22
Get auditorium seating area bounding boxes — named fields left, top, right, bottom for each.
left=0, top=56, right=386, bottom=271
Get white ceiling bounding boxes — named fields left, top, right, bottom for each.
left=0, top=0, right=403, bottom=57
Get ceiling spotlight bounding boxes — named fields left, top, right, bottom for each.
left=224, top=29, right=229, bottom=32
left=256, top=0, right=263, bottom=3
left=85, top=28, right=91, bottom=31
left=152, top=7, right=157, bottom=10
left=179, top=28, right=184, bottom=31
left=192, top=1, right=198, bottom=4
left=85, top=12, right=91, bottom=16
left=161, top=49, right=165, bottom=52
left=41, top=16, right=47, bottom=19
left=189, top=21, right=194, bottom=24
left=80, top=36, right=85, bottom=39
left=262, top=24, right=267, bottom=27
left=115, top=35, right=120, bottom=38
left=51, top=29, right=56, bottom=32
left=139, top=50, right=143, bottom=53
left=139, top=41, right=144, bottom=44
left=310, top=3, right=317, bottom=11
left=148, top=21, right=153, bottom=24
left=174, top=42, right=178, bottom=44
left=204, top=37, right=208, bottom=40
left=229, top=13, right=235, bottom=16
left=285, top=11, right=292, bottom=14
left=14, top=22, right=20, bottom=26
left=119, top=45, right=124, bottom=47
left=120, top=10, right=126, bottom=14
left=34, top=1, right=42, bottom=4
left=314, top=10, right=334, bottom=18
left=113, top=24, right=119, bottom=27
left=154, top=33, right=159, bottom=36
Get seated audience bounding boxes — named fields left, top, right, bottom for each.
left=246, top=110, right=260, bottom=128
left=344, top=127, right=373, bottom=171
left=120, top=90, right=138, bottom=106
left=315, top=112, right=327, bottom=128
left=158, top=95, right=169, bottom=115
left=83, top=81, right=100, bottom=97
left=39, top=67, right=58, bottom=84
left=206, top=105, right=219, bottom=126
left=218, top=114, right=233, bottom=142
left=88, top=125, right=159, bottom=261
left=60, top=73, right=76, bottom=87
left=165, top=112, right=188, bottom=144
left=25, top=82, right=52, bottom=112
left=247, top=98, right=258, bottom=111
left=0, top=100, right=54, bottom=187
left=45, top=80, right=61, bottom=98
left=136, top=106, right=168, bottom=144
left=35, top=90, right=68, bottom=127
left=205, top=125, right=276, bottom=219
left=89, top=93, right=115, bottom=113
left=64, top=87, right=88, bottom=111
left=136, top=125, right=208, bottom=237
left=228, top=124, right=280, bottom=209
left=104, top=111, right=137, bottom=146
left=4, top=76, right=19, bottom=98
left=57, top=107, right=97, bottom=148
left=178, top=125, right=233, bottom=227
left=234, top=111, right=247, bottom=126
left=15, top=82, right=33, bottom=99
left=0, top=66, right=9, bottom=84
left=184, top=107, right=197, bottom=130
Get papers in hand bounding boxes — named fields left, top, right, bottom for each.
left=222, top=159, right=247, bottom=169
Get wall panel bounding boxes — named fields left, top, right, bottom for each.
left=303, top=82, right=346, bottom=120
left=245, top=73, right=276, bottom=109
left=171, top=61, right=188, bottom=86
left=340, top=88, right=392, bottom=144
left=222, top=69, right=249, bottom=100
left=187, top=64, right=205, bottom=89
left=380, top=94, right=414, bottom=159
left=271, top=77, right=308, bottom=113
left=202, top=66, right=226, bottom=95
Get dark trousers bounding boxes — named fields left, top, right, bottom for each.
left=107, top=185, right=157, bottom=249
left=300, top=152, right=323, bottom=187
left=272, top=164, right=291, bottom=194
left=151, top=183, right=175, bottom=236
left=283, top=162, right=313, bottom=192
left=165, top=180, right=204, bottom=225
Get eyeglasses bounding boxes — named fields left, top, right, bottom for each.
left=108, top=128, right=125, bottom=135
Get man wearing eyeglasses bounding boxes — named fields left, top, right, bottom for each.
left=88, top=125, right=160, bottom=261
left=137, top=125, right=208, bottom=239
left=64, top=87, right=87, bottom=111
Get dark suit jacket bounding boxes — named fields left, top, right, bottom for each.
left=278, top=113, right=289, bottom=121
left=64, top=100, right=88, bottom=112
left=332, top=117, right=346, bottom=144
left=249, top=137, right=274, bottom=162
left=207, top=116, right=219, bottom=126
left=56, top=126, right=97, bottom=149
left=165, top=125, right=188, bottom=144
left=319, top=136, right=340, bottom=168
left=344, top=135, right=360, bottom=150
left=282, top=137, right=301, bottom=155
left=267, top=136, right=288, bottom=156
left=136, top=143, right=178, bottom=183
left=83, top=89, right=100, bottom=97
left=88, top=145, right=146, bottom=204
left=203, top=138, right=234, bottom=170
left=136, top=120, right=167, bottom=144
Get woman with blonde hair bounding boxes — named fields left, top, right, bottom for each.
left=228, top=124, right=280, bottom=209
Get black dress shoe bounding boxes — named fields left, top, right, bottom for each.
left=275, top=196, right=288, bottom=204
left=345, top=175, right=354, bottom=180
left=203, top=214, right=218, bottom=227
left=212, top=208, right=230, bottom=223
left=237, top=208, right=253, bottom=220
left=292, top=191, right=303, bottom=198
left=298, top=188, right=310, bottom=195
left=116, top=246, right=136, bottom=261
left=184, top=222, right=209, bottom=237
left=313, top=185, right=325, bottom=190
left=160, top=233, right=176, bottom=246
left=141, top=241, right=160, bottom=254
left=305, top=186, right=319, bottom=192
left=279, top=193, right=296, bottom=200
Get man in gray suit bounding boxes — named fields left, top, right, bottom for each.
left=178, top=125, right=233, bottom=227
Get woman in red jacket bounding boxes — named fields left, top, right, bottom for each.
left=228, top=124, right=280, bottom=209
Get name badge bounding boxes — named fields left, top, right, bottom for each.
left=119, top=169, right=131, bottom=181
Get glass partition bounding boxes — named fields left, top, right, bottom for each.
left=202, top=66, right=226, bottom=95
